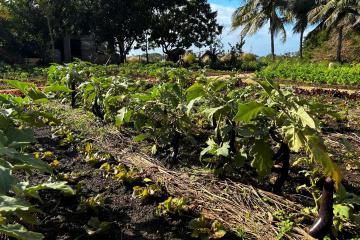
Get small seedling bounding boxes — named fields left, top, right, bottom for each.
left=188, top=214, right=227, bottom=239
left=132, top=184, right=163, bottom=202
left=78, top=194, right=104, bottom=212
left=157, top=196, right=188, bottom=217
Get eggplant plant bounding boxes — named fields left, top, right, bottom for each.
left=117, top=82, right=196, bottom=163
left=47, top=61, right=93, bottom=108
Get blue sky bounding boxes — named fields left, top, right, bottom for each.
left=131, top=0, right=312, bottom=56
left=208, top=0, right=311, bottom=56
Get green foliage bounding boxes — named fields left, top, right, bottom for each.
left=257, top=60, right=360, bottom=85
left=44, top=61, right=354, bottom=232
left=276, top=220, right=294, bottom=240
left=0, top=82, right=73, bottom=239
left=0, top=65, right=46, bottom=82
left=183, top=52, right=197, bottom=65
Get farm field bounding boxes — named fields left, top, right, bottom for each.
left=0, top=62, right=359, bottom=240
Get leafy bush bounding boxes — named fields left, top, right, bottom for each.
left=182, top=52, right=197, bottom=65
left=240, top=53, right=257, bottom=62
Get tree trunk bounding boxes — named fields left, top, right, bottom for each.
left=145, top=46, right=149, bottom=63
left=118, top=40, right=126, bottom=64
left=63, top=34, right=71, bottom=63
left=270, top=29, right=275, bottom=61
left=270, top=7, right=275, bottom=62
left=46, top=16, right=55, bottom=63
left=336, top=27, right=343, bottom=62
left=299, top=29, right=304, bottom=59
left=145, top=34, right=149, bottom=63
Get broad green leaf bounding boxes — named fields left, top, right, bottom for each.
left=0, top=195, right=31, bottom=212
left=2, top=80, right=31, bottom=93
left=234, top=102, right=265, bottom=123
left=282, top=125, right=305, bottom=152
left=5, top=128, right=35, bottom=145
left=257, top=80, right=274, bottom=96
left=210, top=80, right=227, bottom=92
left=0, top=224, right=44, bottom=240
left=186, top=97, right=202, bottom=116
left=44, top=84, right=72, bottom=93
left=0, top=148, right=51, bottom=173
left=133, top=134, right=150, bottom=142
left=294, top=107, right=316, bottom=129
left=115, top=108, right=132, bottom=127
left=186, top=83, right=206, bottom=102
left=200, top=138, right=218, bottom=159
left=216, top=142, right=230, bottom=157
left=334, top=204, right=352, bottom=221
left=250, top=140, right=274, bottom=178
left=0, top=166, right=17, bottom=194
left=24, top=182, right=75, bottom=196
left=305, top=134, right=341, bottom=190
left=202, top=106, right=227, bottom=125
left=27, top=88, right=48, bottom=102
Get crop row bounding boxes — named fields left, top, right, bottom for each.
left=256, top=60, right=360, bottom=86
left=0, top=82, right=74, bottom=239
left=44, top=61, right=359, bottom=238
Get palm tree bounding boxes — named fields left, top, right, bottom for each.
left=308, top=0, right=360, bottom=62
left=232, top=0, right=290, bottom=61
left=289, top=0, right=316, bottom=58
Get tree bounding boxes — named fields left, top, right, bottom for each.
left=34, top=0, right=56, bottom=62
left=232, top=0, right=290, bottom=61
left=289, top=0, right=316, bottom=58
left=91, top=0, right=153, bottom=63
left=150, top=0, right=222, bottom=61
left=2, top=0, right=92, bottom=62
left=309, top=0, right=360, bottom=62
left=1, top=0, right=49, bottom=59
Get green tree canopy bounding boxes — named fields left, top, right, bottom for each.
left=150, top=0, right=222, bottom=61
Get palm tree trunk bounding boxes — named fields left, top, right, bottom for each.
left=336, top=26, right=343, bottom=62
left=299, top=29, right=304, bottom=58
left=270, top=4, right=276, bottom=61
left=270, top=29, right=275, bottom=61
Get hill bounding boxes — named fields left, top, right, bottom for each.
left=303, top=28, right=360, bottom=62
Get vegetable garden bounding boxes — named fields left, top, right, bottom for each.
left=0, top=61, right=359, bottom=240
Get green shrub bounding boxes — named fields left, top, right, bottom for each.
left=182, top=52, right=197, bottom=65
left=241, top=53, right=257, bottom=62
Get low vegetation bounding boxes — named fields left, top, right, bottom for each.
left=257, top=60, right=360, bottom=86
